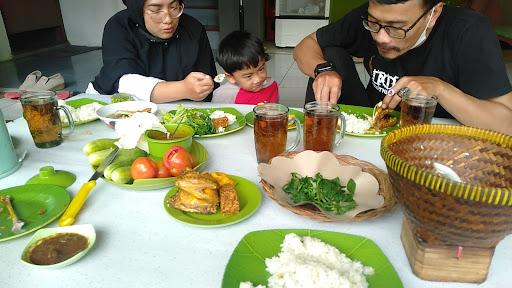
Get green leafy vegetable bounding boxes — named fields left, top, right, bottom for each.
left=162, top=105, right=213, bottom=135
left=282, top=173, right=357, bottom=215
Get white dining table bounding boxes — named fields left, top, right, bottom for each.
left=1, top=93, right=510, bottom=288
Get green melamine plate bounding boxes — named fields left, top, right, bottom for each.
left=339, top=104, right=400, bottom=137
left=63, top=98, right=108, bottom=126
left=222, top=229, right=403, bottom=288
left=163, top=175, right=261, bottom=227
left=0, top=184, right=70, bottom=242
left=103, top=140, right=208, bottom=191
left=166, top=107, right=246, bottom=138
left=244, top=108, right=304, bottom=130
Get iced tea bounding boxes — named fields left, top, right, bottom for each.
left=400, top=94, right=437, bottom=127
left=303, top=101, right=345, bottom=152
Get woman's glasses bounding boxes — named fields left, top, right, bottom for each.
left=145, top=3, right=184, bottom=22
left=361, top=7, right=432, bottom=39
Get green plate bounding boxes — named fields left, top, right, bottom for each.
left=245, top=109, right=304, bottom=130
left=166, top=107, right=246, bottom=138
left=163, top=175, right=261, bottom=227
left=339, top=104, right=400, bottom=137
left=222, top=229, right=403, bottom=288
left=62, top=98, right=107, bottom=126
left=103, top=140, right=209, bottom=191
left=0, top=184, right=70, bottom=242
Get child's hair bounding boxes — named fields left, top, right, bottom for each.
left=216, top=31, right=270, bottom=74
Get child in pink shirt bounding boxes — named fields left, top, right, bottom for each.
left=212, top=31, right=278, bottom=104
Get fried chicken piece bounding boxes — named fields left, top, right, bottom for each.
left=175, top=170, right=218, bottom=200
left=170, top=170, right=220, bottom=214
left=212, top=116, right=229, bottom=132
left=219, top=184, right=240, bottom=214
left=371, top=104, right=398, bottom=131
left=169, top=189, right=218, bottom=214
left=210, top=172, right=235, bottom=186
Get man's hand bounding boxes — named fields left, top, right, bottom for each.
left=382, top=76, right=443, bottom=109
left=183, top=72, right=214, bottom=101
left=312, top=70, right=342, bottom=103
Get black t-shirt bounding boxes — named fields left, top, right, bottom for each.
left=316, top=3, right=511, bottom=118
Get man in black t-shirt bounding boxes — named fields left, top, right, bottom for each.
left=293, top=0, right=512, bottom=135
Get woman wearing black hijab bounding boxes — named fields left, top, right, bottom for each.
left=87, top=0, right=217, bottom=102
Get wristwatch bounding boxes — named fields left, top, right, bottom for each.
left=314, top=62, right=334, bottom=77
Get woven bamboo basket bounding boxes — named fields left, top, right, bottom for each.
left=381, top=124, right=512, bottom=248
left=260, top=151, right=396, bottom=222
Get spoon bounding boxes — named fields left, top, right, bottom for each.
left=433, top=162, right=463, bottom=182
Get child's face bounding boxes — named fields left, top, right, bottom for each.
left=226, top=57, right=268, bottom=92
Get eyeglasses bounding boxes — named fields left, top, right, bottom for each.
left=145, top=3, right=184, bottom=22
left=361, top=7, right=432, bottom=39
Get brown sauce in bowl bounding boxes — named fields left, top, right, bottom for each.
left=147, top=130, right=188, bottom=140
left=28, top=233, right=88, bottom=265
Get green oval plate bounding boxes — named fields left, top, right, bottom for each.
left=0, top=184, right=70, bottom=242
left=245, top=108, right=304, bottom=130
left=339, top=104, right=400, bottom=137
left=62, top=98, right=107, bottom=127
left=163, top=175, right=261, bottom=227
left=165, top=107, right=246, bottom=138
left=222, top=229, right=403, bottom=288
left=103, top=140, right=208, bottom=191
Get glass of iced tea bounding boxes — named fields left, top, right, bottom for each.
left=400, top=93, right=438, bottom=127
left=253, top=103, right=301, bottom=163
left=20, top=91, right=75, bottom=148
left=303, top=101, right=346, bottom=152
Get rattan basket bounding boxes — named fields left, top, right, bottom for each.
left=381, top=124, right=512, bottom=248
left=260, top=151, right=396, bottom=222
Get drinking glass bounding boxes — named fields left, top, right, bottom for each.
left=20, top=91, right=74, bottom=148
left=400, top=92, right=438, bottom=127
left=254, top=103, right=301, bottom=163
left=303, top=101, right=346, bottom=152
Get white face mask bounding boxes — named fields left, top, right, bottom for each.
left=411, top=8, right=435, bottom=49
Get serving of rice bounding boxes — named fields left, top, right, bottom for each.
left=240, top=233, right=374, bottom=288
left=341, top=112, right=372, bottom=134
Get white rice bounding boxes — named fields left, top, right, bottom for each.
left=240, top=233, right=374, bottom=288
left=341, top=112, right=372, bottom=134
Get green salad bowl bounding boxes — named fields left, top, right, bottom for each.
left=144, top=124, right=195, bottom=159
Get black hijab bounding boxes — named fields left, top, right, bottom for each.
left=92, top=0, right=217, bottom=101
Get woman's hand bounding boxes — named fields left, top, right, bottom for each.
left=183, top=72, right=214, bottom=101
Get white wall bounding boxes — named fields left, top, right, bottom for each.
left=0, top=13, right=12, bottom=61
left=59, top=0, right=125, bottom=47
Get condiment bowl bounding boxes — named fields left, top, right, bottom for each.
left=96, top=101, right=157, bottom=129
left=144, top=123, right=195, bottom=159
left=20, top=224, right=96, bottom=268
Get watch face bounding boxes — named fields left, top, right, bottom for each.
left=315, top=62, right=333, bottom=76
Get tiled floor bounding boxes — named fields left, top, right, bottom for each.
left=1, top=45, right=511, bottom=115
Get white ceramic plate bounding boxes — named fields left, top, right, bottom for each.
left=20, top=224, right=96, bottom=269
left=95, top=101, right=158, bottom=128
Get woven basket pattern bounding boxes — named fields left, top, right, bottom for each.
left=381, top=124, right=512, bottom=247
left=260, top=152, right=396, bottom=222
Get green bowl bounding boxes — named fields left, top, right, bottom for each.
left=144, top=124, right=195, bottom=159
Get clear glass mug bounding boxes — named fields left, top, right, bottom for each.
left=303, top=101, right=346, bottom=152
left=20, top=91, right=75, bottom=148
left=400, top=93, right=438, bottom=127
left=253, top=103, right=301, bottom=163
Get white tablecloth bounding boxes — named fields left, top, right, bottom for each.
left=1, top=94, right=510, bottom=288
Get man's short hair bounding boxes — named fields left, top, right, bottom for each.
left=216, top=31, right=269, bottom=74
left=374, top=0, right=441, bottom=9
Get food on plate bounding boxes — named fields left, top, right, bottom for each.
left=283, top=173, right=357, bottom=215
left=370, top=102, right=398, bottom=131
left=163, top=146, right=194, bottom=177
left=0, top=195, right=24, bottom=233
left=130, top=157, right=158, bottom=180
left=82, top=138, right=117, bottom=155
left=155, top=161, right=171, bottom=178
left=27, top=232, right=88, bottom=265
left=108, top=107, right=152, bottom=119
left=340, top=113, right=372, bottom=134
left=169, top=170, right=240, bottom=214
left=240, top=233, right=374, bottom=288
left=58, top=100, right=104, bottom=125
left=209, top=110, right=236, bottom=133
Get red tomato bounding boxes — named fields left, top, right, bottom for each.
left=156, top=161, right=171, bottom=178
left=163, top=146, right=193, bottom=177
left=130, top=157, right=158, bottom=179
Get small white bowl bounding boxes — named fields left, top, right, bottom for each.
left=21, top=224, right=96, bottom=269
left=96, top=100, right=158, bottom=128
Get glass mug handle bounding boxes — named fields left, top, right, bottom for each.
left=286, top=117, right=301, bottom=152
left=335, top=111, right=346, bottom=146
left=57, top=105, right=75, bottom=136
